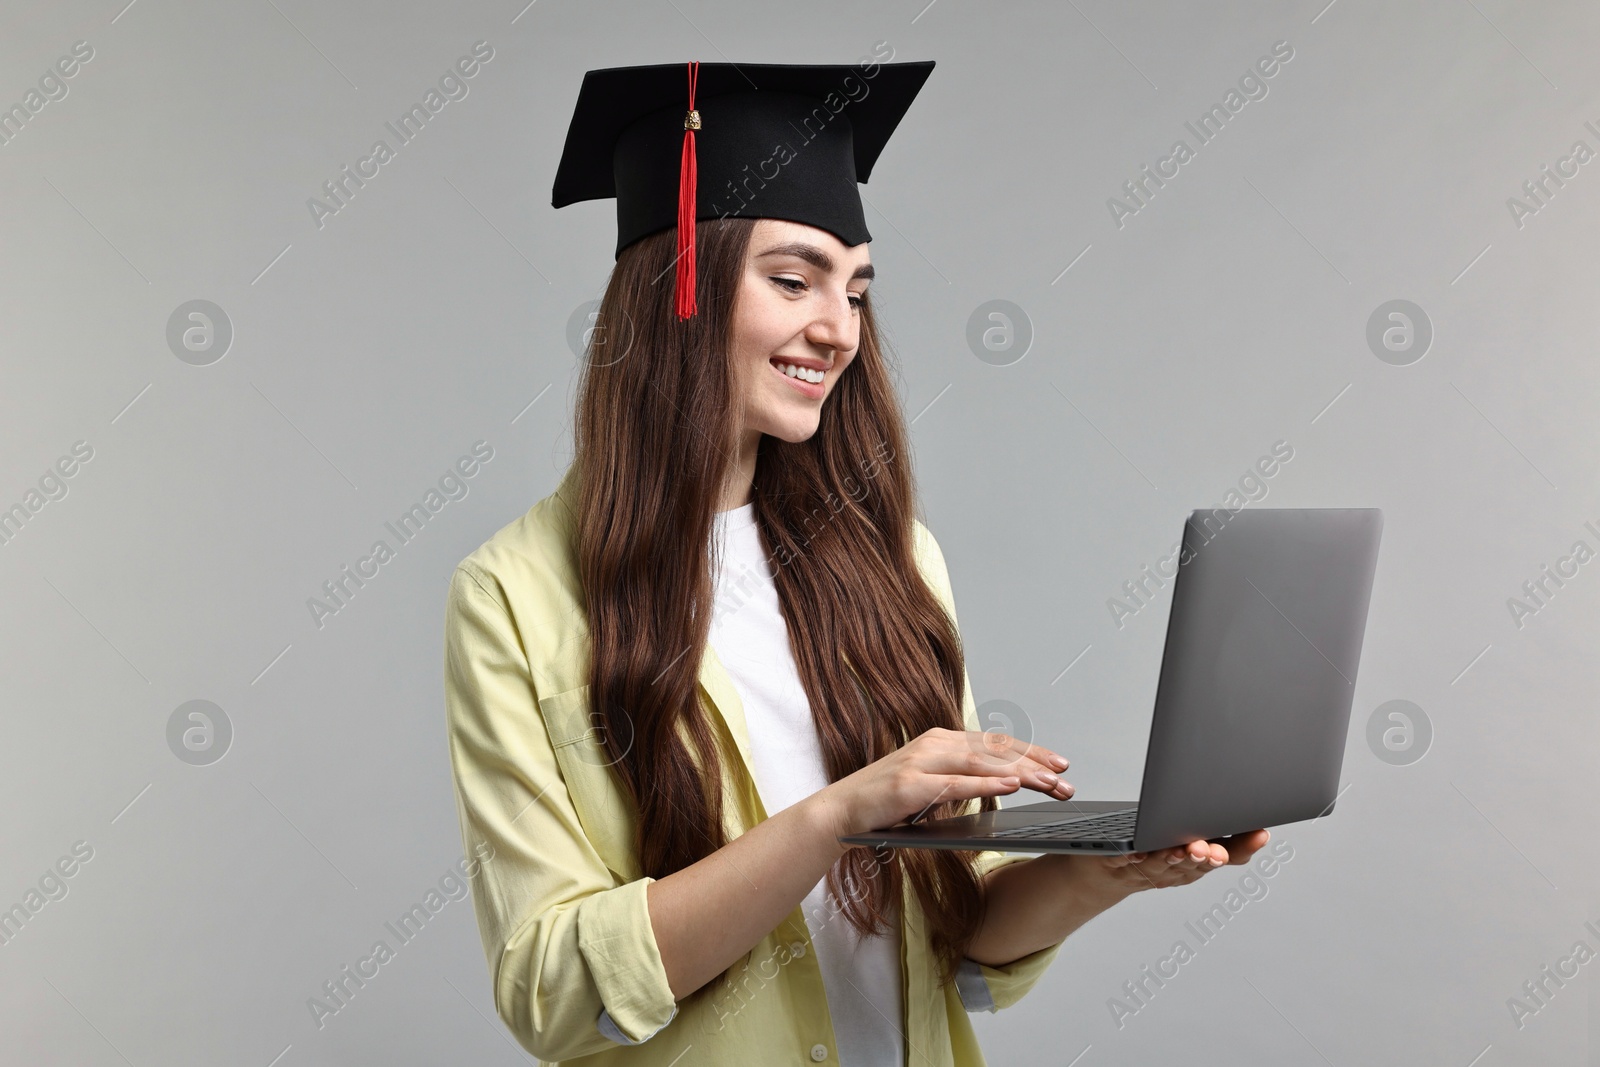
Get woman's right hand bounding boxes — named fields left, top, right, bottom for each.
left=814, top=727, right=1074, bottom=841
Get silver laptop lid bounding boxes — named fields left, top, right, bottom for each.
left=1130, top=508, right=1383, bottom=852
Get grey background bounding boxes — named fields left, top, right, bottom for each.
left=1, top=0, right=1596, bottom=1064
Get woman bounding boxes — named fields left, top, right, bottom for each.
left=444, top=60, right=1269, bottom=1066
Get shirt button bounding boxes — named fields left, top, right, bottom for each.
left=809, top=1043, right=828, bottom=1061
left=790, top=940, right=806, bottom=958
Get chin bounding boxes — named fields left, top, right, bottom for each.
left=761, top=413, right=823, bottom=444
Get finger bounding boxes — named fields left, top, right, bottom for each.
left=1162, top=855, right=1217, bottom=883
left=940, top=773, right=1021, bottom=801
left=1116, top=852, right=1179, bottom=894
left=1130, top=855, right=1196, bottom=889
left=1134, top=845, right=1227, bottom=886
left=1152, top=842, right=1216, bottom=872
left=921, top=746, right=1048, bottom=785
left=1209, top=828, right=1271, bottom=864
left=966, top=741, right=1068, bottom=790
left=968, top=730, right=1070, bottom=775
left=903, top=772, right=1021, bottom=823
left=975, top=773, right=1022, bottom=795
left=943, top=740, right=1075, bottom=798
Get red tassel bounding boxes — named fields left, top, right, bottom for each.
left=675, top=61, right=700, bottom=320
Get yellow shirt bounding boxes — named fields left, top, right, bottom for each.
left=443, top=463, right=1064, bottom=1065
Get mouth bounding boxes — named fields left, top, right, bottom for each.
left=769, top=358, right=825, bottom=399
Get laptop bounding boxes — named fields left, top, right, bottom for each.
left=839, top=507, right=1384, bottom=855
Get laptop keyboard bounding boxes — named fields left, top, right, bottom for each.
left=985, top=808, right=1139, bottom=840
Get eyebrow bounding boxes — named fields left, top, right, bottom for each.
left=756, top=241, right=875, bottom=282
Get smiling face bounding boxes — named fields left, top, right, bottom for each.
left=730, top=218, right=874, bottom=448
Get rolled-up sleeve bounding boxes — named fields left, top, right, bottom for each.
left=444, top=562, right=679, bottom=1061
left=914, top=522, right=1067, bottom=1012
left=959, top=849, right=1065, bottom=1011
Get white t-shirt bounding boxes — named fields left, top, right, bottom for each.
left=708, top=501, right=904, bottom=1067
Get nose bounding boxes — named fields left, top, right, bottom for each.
left=804, top=289, right=857, bottom=355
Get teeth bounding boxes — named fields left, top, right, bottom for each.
left=775, top=361, right=825, bottom=384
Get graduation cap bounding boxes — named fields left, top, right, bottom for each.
left=552, top=59, right=936, bottom=319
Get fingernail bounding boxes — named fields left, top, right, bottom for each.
left=1053, top=756, right=1069, bottom=770
left=1039, top=772, right=1058, bottom=787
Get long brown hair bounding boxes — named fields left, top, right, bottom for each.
left=571, top=216, right=995, bottom=998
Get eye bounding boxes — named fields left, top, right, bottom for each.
left=770, top=276, right=865, bottom=312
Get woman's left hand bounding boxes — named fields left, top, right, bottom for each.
left=1077, top=828, right=1273, bottom=896
left=964, top=828, right=1276, bottom=967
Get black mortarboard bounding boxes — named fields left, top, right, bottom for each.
left=552, top=59, right=936, bottom=319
